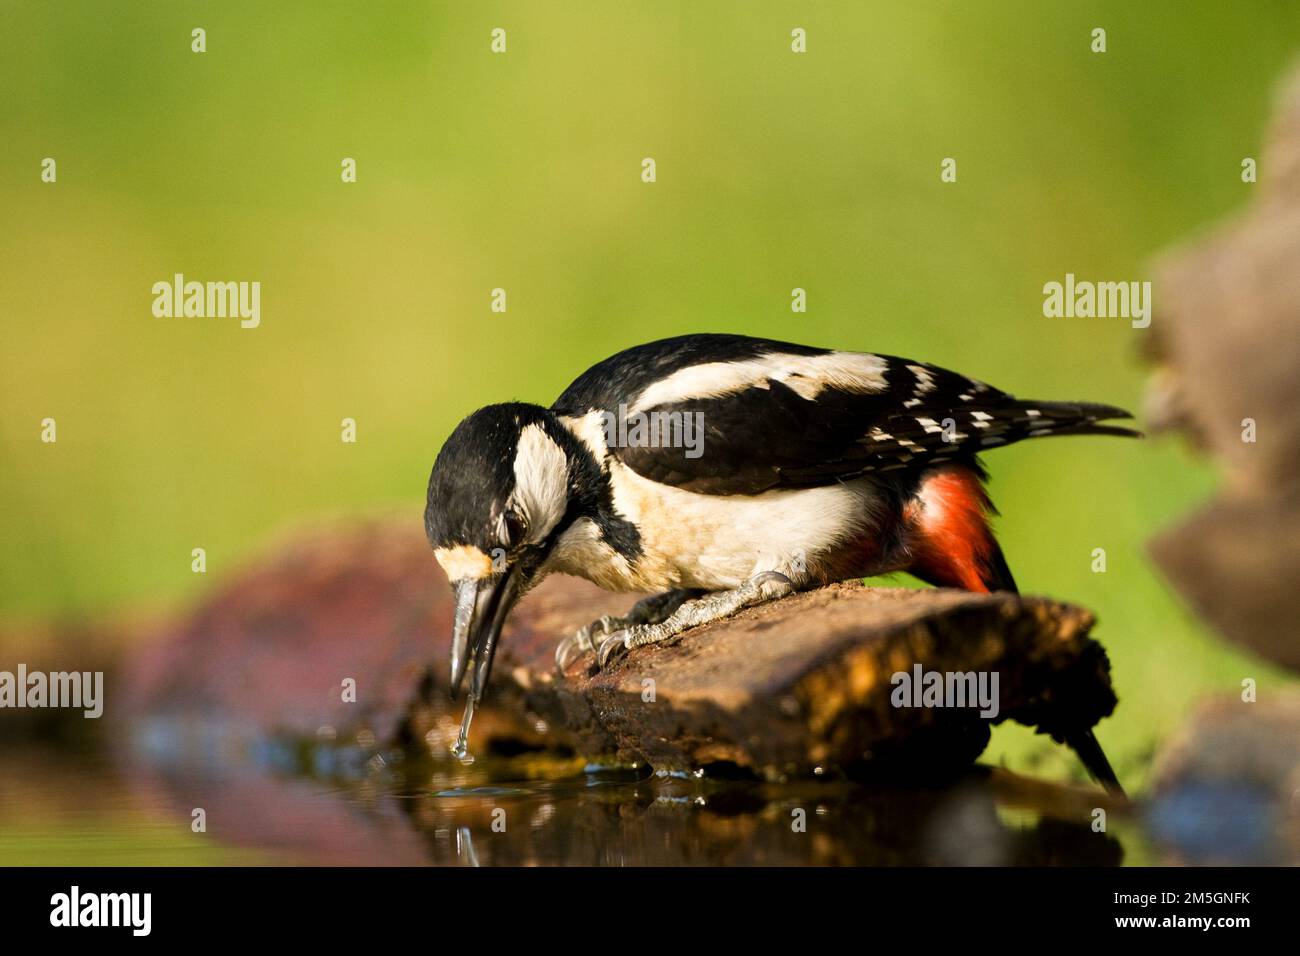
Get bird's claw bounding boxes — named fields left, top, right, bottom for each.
left=747, top=570, right=794, bottom=598
left=596, top=631, right=630, bottom=669
left=555, top=615, right=622, bottom=672
left=555, top=628, right=595, bottom=672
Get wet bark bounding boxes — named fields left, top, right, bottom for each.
left=124, top=519, right=1117, bottom=781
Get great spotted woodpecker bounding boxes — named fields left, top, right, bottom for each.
left=424, top=333, right=1135, bottom=790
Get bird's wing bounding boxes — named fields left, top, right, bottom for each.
left=552, top=334, right=1136, bottom=495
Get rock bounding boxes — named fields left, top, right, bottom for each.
left=1149, top=499, right=1300, bottom=672
left=1147, top=693, right=1300, bottom=864
left=1137, top=67, right=1300, bottom=862
left=1145, top=66, right=1300, bottom=672
left=0, top=617, right=128, bottom=746
left=121, top=517, right=633, bottom=757
left=125, top=518, right=1118, bottom=782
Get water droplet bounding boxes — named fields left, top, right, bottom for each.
left=452, top=697, right=476, bottom=763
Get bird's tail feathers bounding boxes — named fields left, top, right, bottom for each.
left=1064, top=728, right=1126, bottom=797
left=1012, top=399, right=1143, bottom=441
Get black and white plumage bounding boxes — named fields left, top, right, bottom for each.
left=554, top=334, right=1133, bottom=493
left=424, top=333, right=1136, bottom=788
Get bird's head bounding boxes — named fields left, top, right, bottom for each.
left=424, top=402, right=587, bottom=705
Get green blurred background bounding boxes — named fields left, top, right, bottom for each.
left=2, top=1, right=1297, bottom=789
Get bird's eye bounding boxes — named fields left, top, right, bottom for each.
left=502, top=510, right=528, bottom=549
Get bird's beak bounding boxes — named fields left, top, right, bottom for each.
left=449, top=566, right=522, bottom=703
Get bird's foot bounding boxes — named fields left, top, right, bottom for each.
left=555, top=614, right=628, bottom=672
left=594, top=571, right=795, bottom=670
left=555, top=588, right=699, bottom=673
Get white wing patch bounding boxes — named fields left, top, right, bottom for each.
left=510, top=423, right=569, bottom=542
left=628, top=351, right=889, bottom=413
left=558, top=409, right=609, bottom=461
left=906, top=364, right=936, bottom=394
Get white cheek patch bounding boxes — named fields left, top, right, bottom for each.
left=435, top=545, right=494, bottom=582
left=511, top=423, right=569, bottom=541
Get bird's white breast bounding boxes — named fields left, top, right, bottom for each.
left=609, top=461, right=881, bottom=589
left=547, top=462, right=883, bottom=593
left=549, top=409, right=885, bottom=592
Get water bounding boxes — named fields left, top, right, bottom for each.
left=0, top=736, right=1161, bottom=866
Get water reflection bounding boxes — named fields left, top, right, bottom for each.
left=391, top=760, right=1126, bottom=866
left=0, top=735, right=1135, bottom=866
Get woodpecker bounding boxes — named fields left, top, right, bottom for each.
left=424, top=333, right=1135, bottom=791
